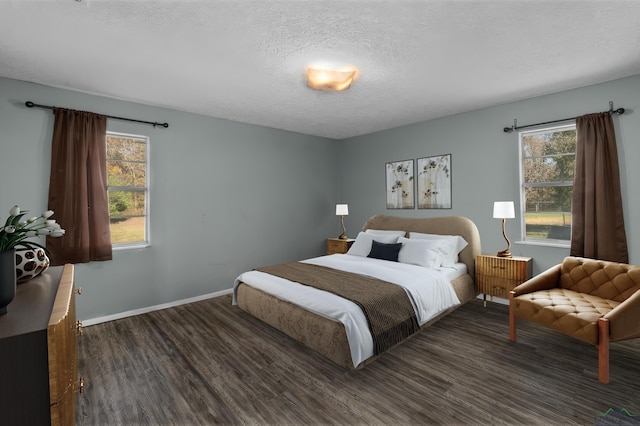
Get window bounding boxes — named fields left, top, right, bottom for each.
left=106, top=132, right=149, bottom=248
left=519, top=124, right=576, bottom=245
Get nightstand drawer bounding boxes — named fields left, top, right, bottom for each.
left=476, top=256, right=531, bottom=280
left=326, top=238, right=355, bottom=255
left=476, top=275, right=523, bottom=298
left=476, top=254, right=533, bottom=306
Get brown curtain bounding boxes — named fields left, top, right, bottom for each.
left=570, top=112, right=628, bottom=263
left=47, top=108, right=113, bottom=265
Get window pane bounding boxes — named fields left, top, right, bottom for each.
left=522, top=129, right=576, bottom=157
left=523, top=155, right=575, bottom=183
left=110, top=217, right=146, bottom=244
left=520, top=124, right=575, bottom=244
left=108, top=190, right=146, bottom=218
left=524, top=186, right=572, bottom=241
left=107, top=161, right=146, bottom=187
left=106, top=132, right=148, bottom=247
left=106, top=136, right=146, bottom=162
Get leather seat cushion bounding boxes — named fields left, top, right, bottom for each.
left=513, top=288, right=620, bottom=345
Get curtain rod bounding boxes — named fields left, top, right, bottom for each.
left=25, top=101, right=169, bottom=129
left=503, top=101, right=625, bottom=133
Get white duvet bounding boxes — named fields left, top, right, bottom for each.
left=233, top=254, right=463, bottom=367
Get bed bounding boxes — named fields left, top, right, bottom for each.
left=233, top=215, right=481, bottom=368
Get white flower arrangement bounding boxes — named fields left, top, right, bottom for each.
left=0, top=205, right=66, bottom=252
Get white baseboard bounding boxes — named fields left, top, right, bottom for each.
left=81, top=288, right=234, bottom=326
left=83, top=289, right=506, bottom=327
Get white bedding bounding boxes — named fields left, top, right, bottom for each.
left=233, top=254, right=464, bottom=367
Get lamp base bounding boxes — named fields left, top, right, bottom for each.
left=338, top=215, right=348, bottom=240
left=496, top=250, right=512, bottom=258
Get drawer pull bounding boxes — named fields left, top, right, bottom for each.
left=76, top=320, right=83, bottom=336
left=492, top=266, right=507, bottom=270
left=77, top=377, right=85, bottom=394
left=75, top=287, right=83, bottom=295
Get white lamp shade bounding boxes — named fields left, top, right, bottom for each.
left=335, top=204, right=349, bottom=216
left=493, top=201, right=515, bottom=219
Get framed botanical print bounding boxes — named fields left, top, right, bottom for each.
left=417, top=154, right=451, bottom=209
left=385, top=159, right=414, bottom=209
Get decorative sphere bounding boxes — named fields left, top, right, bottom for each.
left=15, top=248, right=50, bottom=284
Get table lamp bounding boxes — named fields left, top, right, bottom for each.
left=335, top=204, right=349, bottom=240
left=493, top=201, right=515, bottom=258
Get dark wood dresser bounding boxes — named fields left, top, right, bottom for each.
left=0, top=264, right=80, bottom=425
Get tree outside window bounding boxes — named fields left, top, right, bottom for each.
left=106, top=132, right=149, bottom=247
left=520, top=124, right=575, bottom=244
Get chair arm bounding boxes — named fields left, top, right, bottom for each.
left=604, top=289, right=640, bottom=342
left=511, top=264, right=561, bottom=297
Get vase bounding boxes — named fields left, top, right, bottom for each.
left=15, top=247, right=50, bottom=284
left=0, top=249, right=17, bottom=316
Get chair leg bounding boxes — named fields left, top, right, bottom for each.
left=598, top=318, right=610, bottom=384
left=509, top=291, right=516, bottom=342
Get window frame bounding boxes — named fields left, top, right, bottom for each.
left=518, top=122, right=576, bottom=248
left=106, top=131, right=150, bottom=250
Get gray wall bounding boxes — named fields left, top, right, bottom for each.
left=339, top=74, right=640, bottom=274
left=2, top=74, right=638, bottom=321
left=0, top=77, right=339, bottom=321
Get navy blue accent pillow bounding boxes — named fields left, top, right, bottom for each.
left=367, top=240, right=403, bottom=262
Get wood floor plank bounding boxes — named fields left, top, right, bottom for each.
left=77, top=295, right=640, bottom=425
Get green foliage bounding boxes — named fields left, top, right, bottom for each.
left=107, top=134, right=147, bottom=219
left=109, top=191, right=130, bottom=216
left=108, top=175, right=131, bottom=216
left=106, top=135, right=147, bottom=188
left=522, top=128, right=576, bottom=213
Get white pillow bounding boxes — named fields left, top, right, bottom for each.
left=397, top=237, right=441, bottom=268
left=365, top=229, right=406, bottom=237
left=347, top=232, right=400, bottom=257
left=409, top=232, right=468, bottom=266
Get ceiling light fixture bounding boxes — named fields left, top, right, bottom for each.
left=307, top=66, right=357, bottom=92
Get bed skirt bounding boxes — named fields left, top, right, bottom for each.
left=236, top=273, right=476, bottom=368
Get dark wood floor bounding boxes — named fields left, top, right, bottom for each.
left=77, top=295, right=640, bottom=425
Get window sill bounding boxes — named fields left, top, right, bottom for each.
left=515, top=240, right=570, bottom=249
left=112, top=242, right=150, bottom=251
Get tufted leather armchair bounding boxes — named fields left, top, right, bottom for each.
left=509, top=256, right=640, bottom=384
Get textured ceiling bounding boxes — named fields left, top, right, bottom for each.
left=1, top=1, right=640, bottom=140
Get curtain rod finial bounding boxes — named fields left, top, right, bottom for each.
left=504, top=118, right=517, bottom=132
left=608, top=101, right=625, bottom=115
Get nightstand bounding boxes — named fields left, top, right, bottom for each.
left=326, top=238, right=355, bottom=255
left=476, top=254, right=533, bottom=307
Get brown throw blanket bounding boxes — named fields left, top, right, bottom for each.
left=256, top=262, right=419, bottom=356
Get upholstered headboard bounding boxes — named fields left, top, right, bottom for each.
left=362, top=215, right=481, bottom=278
